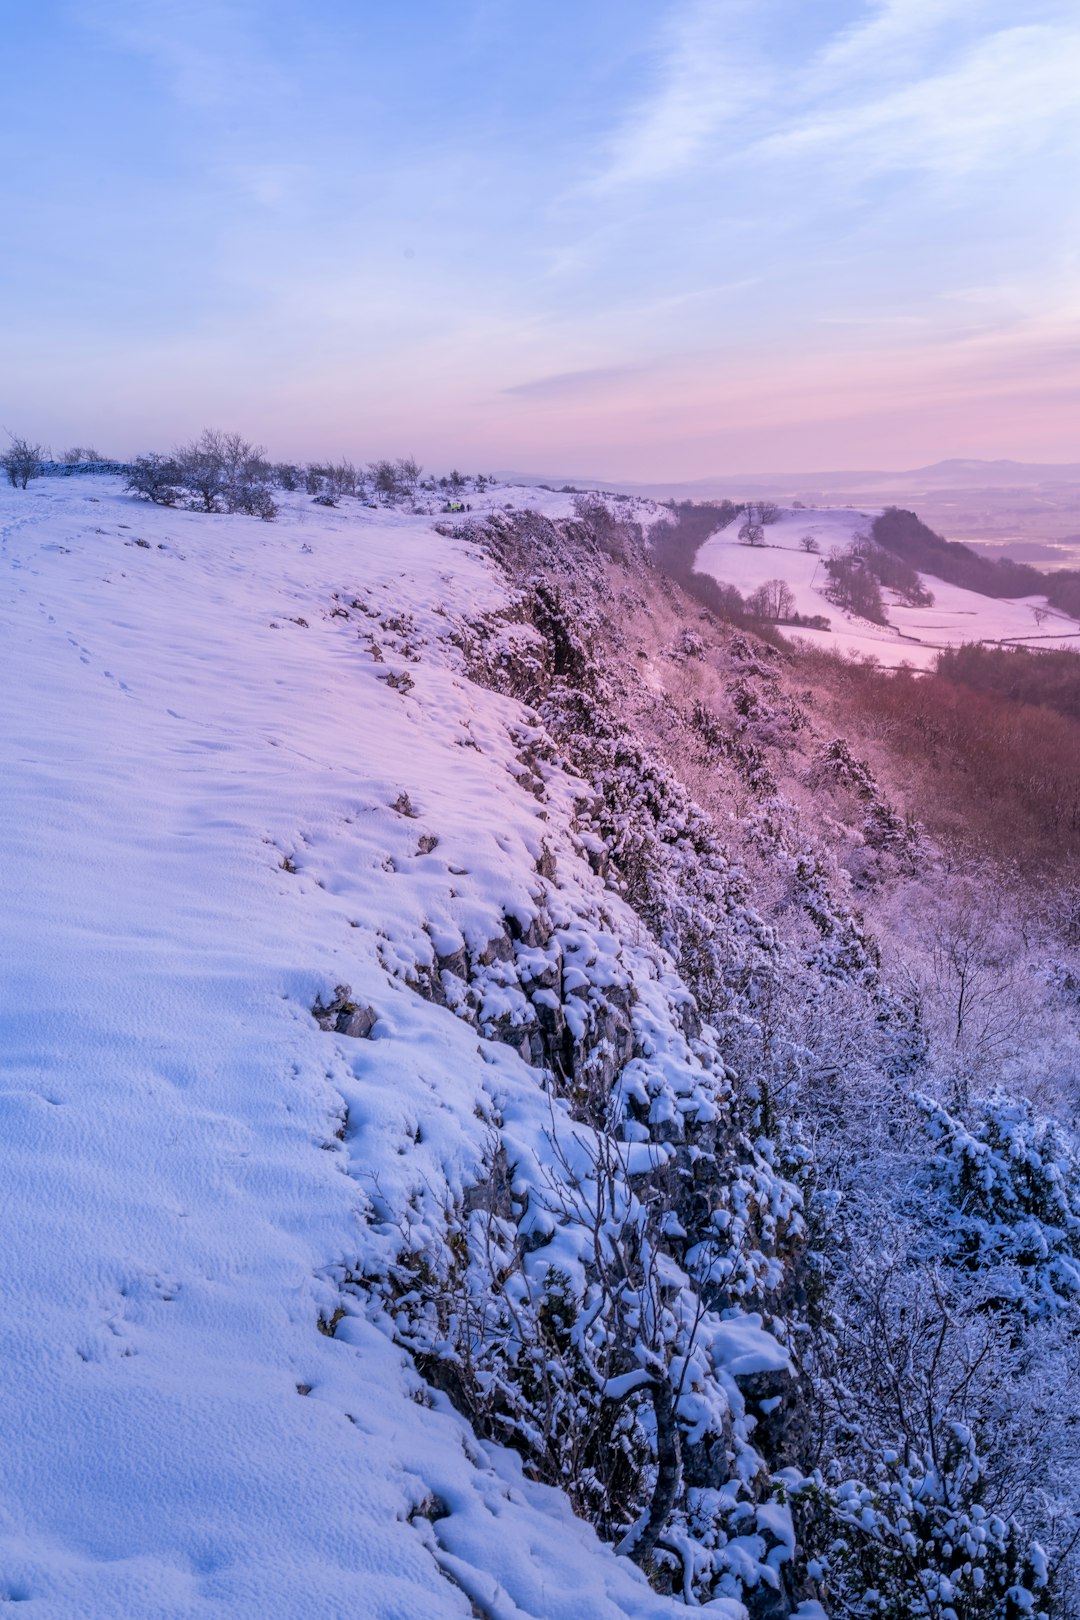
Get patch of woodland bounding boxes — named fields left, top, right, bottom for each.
left=938, top=643, right=1080, bottom=727
left=801, top=647, right=1080, bottom=882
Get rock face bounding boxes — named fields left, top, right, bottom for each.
left=312, top=984, right=377, bottom=1038
left=402, top=909, right=640, bottom=1105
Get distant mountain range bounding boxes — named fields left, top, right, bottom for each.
left=497, top=459, right=1080, bottom=499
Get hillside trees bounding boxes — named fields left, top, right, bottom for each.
left=937, top=645, right=1080, bottom=726
left=824, top=550, right=888, bottom=623
left=802, top=654, right=1080, bottom=873
left=871, top=506, right=1080, bottom=618
left=486, top=504, right=1080, bottom=1607
left=851, top=534, right=935, bottom=606
left=571, top=492, right=642, bottom=560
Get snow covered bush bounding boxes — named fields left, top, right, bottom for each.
left=795, top=1426, right=1052, bottom=1619
left=127, top=451, right=182, bottom=506
left=916, top=1094, right=1080, bottom=1320
left=371, top=1017, right=813, bottom=1607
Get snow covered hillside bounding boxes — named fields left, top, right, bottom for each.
left=0, top=478, right=704, bottom=1618
left=696, top=507, right=1080, bottom=668
left=3, top=474, right=1072, bottom=1618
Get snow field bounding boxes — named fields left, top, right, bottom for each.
left=0, top=479, right=701, bottom=1618
left=695, top=507, right=1080, bottom=668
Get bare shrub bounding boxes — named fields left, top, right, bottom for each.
left=368, top=459, right=400, bottom=501
left=127, top=453, right=181, bottom=507
left=571, top=492, right=640, bottom=560
left=128, top=430, right=277, bottom=519
left=2, top=432, right=44, bottom=489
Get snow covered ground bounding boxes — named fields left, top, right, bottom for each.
left=696, top=507, right=1080, bottom=669
left=0, top=477, right=698, bottom=1618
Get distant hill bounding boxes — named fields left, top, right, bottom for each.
left=872, top=507, right=1080, bottom=617
left=496, top=459, right=1080, bottom=499
left=497, top=462, right=1080, bottom=574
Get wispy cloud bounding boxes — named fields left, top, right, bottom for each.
left=590, top=0, right=767, bottom=190
left=588, top=3, right=1080, bottom=196
left=502, top=364, right=644, bottom=399
left=74, top=0, right=301, bottom=209
left=813, top=0, right=984, bottom=81
left=762, top=23, right=1080, bottom=181
left=76, top=0, right=289, bottom=108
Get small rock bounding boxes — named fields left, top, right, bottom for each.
left=312, top=984, right=378, bottom=1039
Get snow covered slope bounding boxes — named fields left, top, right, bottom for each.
left=0, top=478, right=699, bottom=1618
left=696, top=507, right=1080, bottom=668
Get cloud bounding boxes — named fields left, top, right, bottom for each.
left=761, top=22, right=1080, bottom=181
left=502, top=364, right=645, bottom=399
left=76, top=0, right=289, bottom=109
left=813, top=0, right=988, bottom=80
left=587, top=2, right=1080, bottom=201
left=590, top=0, right=767, bottom=190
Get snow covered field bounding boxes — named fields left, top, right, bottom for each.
left=696, top=507, right=1080, bottom=669
left=0, top=477, right=698, bottom=1618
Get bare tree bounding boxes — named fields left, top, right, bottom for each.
left=748, top=578, right=795, bottom=621
left=921, top=883, right=1035, bottom=1103
left=2, top=432, right=44, bottom=489
left=800, top=534, right=820, bottom=553
left=737, top=500, right=779, bottom=546
left=368, top=459, right=400, bottom=501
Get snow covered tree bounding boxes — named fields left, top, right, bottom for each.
left=916, top=1094, right=1080, bottom=1321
